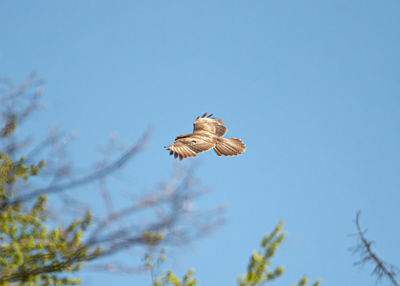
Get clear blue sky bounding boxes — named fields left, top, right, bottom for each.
left=1, top=1, right=400, bottom=285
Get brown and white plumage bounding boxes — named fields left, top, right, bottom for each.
left=167, top=113, right=246, bottom=160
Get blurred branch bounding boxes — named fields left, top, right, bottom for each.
left=0, top=73, right=224, bottom=277
left=84, top=165, right=224, bottom=260
left=11, top=128, right=151, bottom=204
left=83, top=262, right=148, bottom=274
left=0, top=72, right=45, bottom=127
left=350, top=211, right=399, bottom=286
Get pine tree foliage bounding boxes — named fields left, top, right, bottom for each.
left=0, top=151, right=100, bottom=285
left=151, top=221, right=320, bottom=286
left=238, top=221, right=285, bottom=286
left=238, top=221, right=321, bottom=286
left=153, top=269, right=198, bottom=286
left=153, top=269, right=199, bottom=286
left=144, top=249, right=198, bottom=286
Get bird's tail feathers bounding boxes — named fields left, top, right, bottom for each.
left=214, top=138, right=246, bottom=157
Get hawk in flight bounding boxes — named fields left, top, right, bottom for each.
left=167, top=113, right=246, bottom=160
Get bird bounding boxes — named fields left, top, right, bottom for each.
left=167, top=113, right=246, bottom=160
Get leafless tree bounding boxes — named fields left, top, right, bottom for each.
left=350, top=211, right=399, bottom=286
left=0, top=73, right=224, bottom=274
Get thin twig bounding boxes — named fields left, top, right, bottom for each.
left=351, top=211, right=399, bottom=286
left=10, top=128, right=151, bottom=204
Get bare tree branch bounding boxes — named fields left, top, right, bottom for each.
left=10, top=128, right=151, bottom=204
left=0, top=73, right=224, bottom=276
left=350, top=211, right=400, bottom=286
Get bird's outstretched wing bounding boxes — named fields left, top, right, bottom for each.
left=167, top=135, right=216, bottom=160
left=193, top=113, right=227, bottom=137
